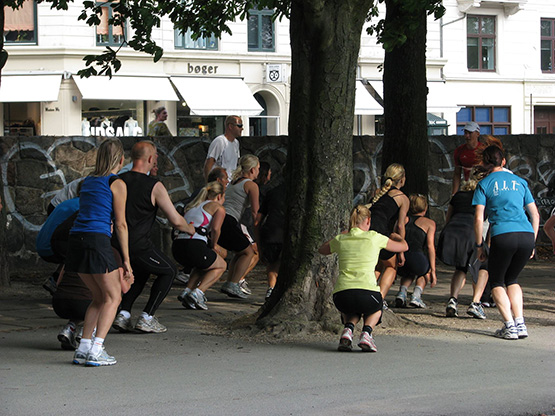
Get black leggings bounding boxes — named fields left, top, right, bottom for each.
left=333, top=289, right=383, bottom=316
left=120, top=247, right=177, bottom=316
left=488, top=232, right=535, bottom=288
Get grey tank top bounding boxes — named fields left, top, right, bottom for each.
left=223, top=178, right=251, bottom=221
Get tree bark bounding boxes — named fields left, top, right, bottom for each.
left=382, top=0, right=429, bottom=196
left=257, top=0, right=373, bottom=333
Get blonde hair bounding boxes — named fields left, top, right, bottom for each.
left=349, top=205, right=371, bottom=230
left=366, top=163, right=405, bottom=208
left=231, top=154, right=259, bottom=182
left=92, top=138, right=124, bottom=177
left=409, top=194, right=428, bottom=215
left=185, top=181, right=224, bottom=212
left=460, top=168, right=481, bottom=191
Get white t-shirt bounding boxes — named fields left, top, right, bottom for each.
left=206, top=134, right=240, bottom=180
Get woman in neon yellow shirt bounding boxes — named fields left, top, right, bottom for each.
left=319, top=205, right=407, bottom=352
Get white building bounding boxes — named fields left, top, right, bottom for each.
left=1, top=0, right=554, bottom=137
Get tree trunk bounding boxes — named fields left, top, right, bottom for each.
left=257, top=0, right=373, bottom=334
left=382, top=0, right=429, bottom=196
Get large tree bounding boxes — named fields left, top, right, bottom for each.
left=0, top=0, right=444, bottom=329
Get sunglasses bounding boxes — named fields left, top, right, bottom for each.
left=234, top=124, right=243, bottom=128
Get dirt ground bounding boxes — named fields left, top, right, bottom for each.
left=1, top=247, right=553, bottom=344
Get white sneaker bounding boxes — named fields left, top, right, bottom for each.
left=516, top=322, right=528, bottom=339
left=337, top=327, right=353, bottom=352
left=238, top=279, right=252, bottom=295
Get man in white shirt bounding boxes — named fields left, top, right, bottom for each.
left=203, top=115, right=243, bottom=181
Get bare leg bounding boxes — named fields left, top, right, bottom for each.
left=492, top=286, right=513, bottom=322
left=507, top=283, right=524, bottom=319
left=197, top=256, right=227, bottom=292
left=186, top=269, right=202, bottom=291
left=377, top=256, right=397, bottom=298
left=267, top=260, right=280, bottom=288
left=450, top=270, right=466, bottom=298
left=227, top=245, right=255, bottom=284
left=471, top=270, right=489, bottom=303
left=362, top=310, right=382, bottom=328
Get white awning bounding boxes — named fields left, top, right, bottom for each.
left=74, top=76, right=179, bottom=101
left=170, top=77, right=263, bottom=116
left=367, top=79, right=461, bottom=113
left=0, top=74, right=62, bottom=102
left=355, top=81, right=383, bottom=115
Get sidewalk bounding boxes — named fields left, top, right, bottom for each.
left=0, top=262, right=554, bottom=416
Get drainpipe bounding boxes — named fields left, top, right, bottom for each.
left=439, top=13, right=466, bottom=80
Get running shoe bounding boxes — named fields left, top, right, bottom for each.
left=467, top=302, right=486, bottom=320
left=382, top=300, right=389, bottom=311
left=238, top=279, right=252, bottom=295
left=72, top=349, right=88, bottom=365
left=112, top=313, right=133, bottom=333
left=42, top=275, right=57, bottom=295
left=177, top=288, right=191, bottom=302
left=181, top=294, right=197, bottom=309
left=85, top=347, right=117, bottom=367
left=337, top=327, right=353, bottom=352
left=221, top=282, right=248, bottom=299
left=265, top=287, right=273, bottom=301
left=186, top=289, right=208, bottom=310
left=516, top=322, right=528, bottom=339
left=57, top=324, right=77, bottom=350
left=409, top=296, right=426, bottom=309
left=135, top=315, right=167, bottom=333
left=174, top=271, right=190, bottom=286
left=446, top=297, right=458, bottom=317
left=495, top=325, right=518, bottom=340
left=394, top=291, right=407, bottom=308
left=75, top=327, right=83, bottom=344
left=358, top=332, right=378, bottom=352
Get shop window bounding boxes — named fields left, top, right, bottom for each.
left=248, top=8, right=274, bottom=52
left=96, top=1, right=125, bottom=46
left=3, top=0, right=37, bottom=44
left=467, top=15, right=495, bottom=71
left=456, top=106, right=510, bottom=135
left=175, top=28, right=217, bottom=50
left=541, top=19, right=555, bottom=73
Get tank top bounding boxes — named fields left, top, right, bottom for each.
left=71, top=175, right=117, bottom=237
left=118, top=171, right=159, bottom=253
left=177, top=200, right=213, bottom=243
left=224, top=178, right=251, bottom=221
left=405, top=216, right=427, bottom=253
left=369, top=192, right=400, bottom=236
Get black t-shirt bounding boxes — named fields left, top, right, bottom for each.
left=450, top=190, right=475, bottom=216
left=259, top=183, right=286, bottom=244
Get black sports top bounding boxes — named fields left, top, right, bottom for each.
left=369, top=192, right=400, bottom=236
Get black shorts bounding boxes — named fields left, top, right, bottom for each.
left=52, top=298, right=91, bottom=321
left=218, top=215, right=251, bottom=252
left=65, top=232, right=118, bottom=275
left=261, top=243, right=282, bottom=264
left=172, top=239, right=217, bottom=270
left=379, top=248, right=396, bottom=261
left=333, top=289, right=383, bottom=316
left=397, top=251, right=430, bottom=278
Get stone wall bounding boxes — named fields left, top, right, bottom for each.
left=1, top=134, right=553, bottom=272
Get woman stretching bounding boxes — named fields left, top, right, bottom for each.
left=393, top=194, right=437, bottom=309
left=366, top=163, right=409, bottom=304
left=473, top=146, right=539, bottom=339
left=173, top=181, right=227, bottom=310
left=319, top=205, right=407, bottom=352
left=218, top=155, right=260, bottom=299
left=65, top=138, right=133, bottom=366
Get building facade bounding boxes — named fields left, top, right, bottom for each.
left=1, top=0, right=554, bottom=137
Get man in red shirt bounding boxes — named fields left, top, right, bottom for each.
left=452, top=121, right=485, bottom=195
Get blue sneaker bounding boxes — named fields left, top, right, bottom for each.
left=85, top=347, right=117, bottom=366
left=72, top=349, right=88, bottom=365
left=394, top=291, right=407, bottom=308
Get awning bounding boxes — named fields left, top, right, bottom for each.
left=367, top=79, right=461, bottom=113
left=427, top=113, right=449, bottom=126
left=355, top=81, right=383, bottom=115
left=170, top=77, right=263, bottom=116
left=0, top=74, right=62, bottom=102
left=74, top=75, right=179, bottom=101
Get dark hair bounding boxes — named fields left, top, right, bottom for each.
left=207, top=166, right=227, bottom=183
left=255, top=161, right=271, bottom=185
left=474, top=145, right=505, bottom=178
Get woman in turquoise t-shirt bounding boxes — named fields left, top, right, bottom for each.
left=319, top=205, right=407, bottom=352
left=473, top=146, right=539, bottom=340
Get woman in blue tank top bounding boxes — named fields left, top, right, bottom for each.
left=66, top=138, right=133, bottom=366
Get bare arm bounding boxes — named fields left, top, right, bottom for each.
left=244, top=180, right=260, bottom=224
left=111, top=179, right=133, bottom=277
left=152, top=182, right=195, bottom=235
left=425, top=219, right=437, bottom=287
left=474, top=204, right=486, bottom=262
left=209, top=205, right=226, bottom=249
left=385, top=232, right=408, bottom=253
left=525, top=202, right=540, bottom=240
left=203, top=157, right=216, bottom=182
left=394, top=194, right=409, bottom=266
left=452, top=165, right=462, bottom=195
left=544, top=214, right=555, bottom=254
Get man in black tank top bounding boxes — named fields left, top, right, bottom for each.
left=112, top=141, right=195, bottom=334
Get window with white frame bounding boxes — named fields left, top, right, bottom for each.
left=248, top=8, right=274, bottom=52
left=457, top=106, right=510, bottom=135
left=175, top=28, right=217, bottom=50
left=541, top=18, right=555, bottom=73
left=467, top=15, right=495, bottom=71
left=3, top=0, right=37, bottom=44
left=96, top=1, right=125, bottom=46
